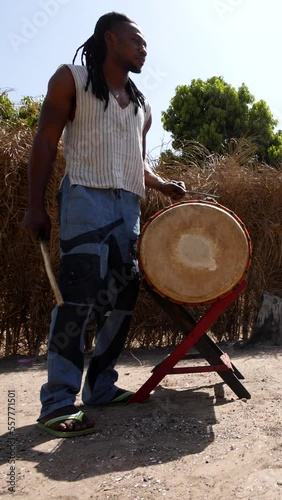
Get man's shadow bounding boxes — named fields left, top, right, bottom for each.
left=0, top=383, right=232, bottom=483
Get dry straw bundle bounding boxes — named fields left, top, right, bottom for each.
left=1, top=133, right=282, bottom=356
left=0, top=126, right=64, bottom=356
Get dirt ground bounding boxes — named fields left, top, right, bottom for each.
left=0, top=342, right=282, bottom=500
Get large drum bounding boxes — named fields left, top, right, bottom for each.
left=138, top=201, right=252, bottom=304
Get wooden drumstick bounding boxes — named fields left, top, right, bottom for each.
left=184, top=189, right=220, bottom=198
left=40, top=239, right=64, bottom=306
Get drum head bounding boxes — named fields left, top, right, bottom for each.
left=139, top=202, right=250, bottom=304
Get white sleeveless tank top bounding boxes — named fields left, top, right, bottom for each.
left=63, top=64, right=151, bottom=199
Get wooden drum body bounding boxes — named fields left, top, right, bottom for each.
left=138, top=201, right=252, bottom=305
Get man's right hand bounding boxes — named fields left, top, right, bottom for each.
left=21, top=208, right=51, bottom=240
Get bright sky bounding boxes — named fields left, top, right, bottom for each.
left=1, top=0, right=282, bottom=158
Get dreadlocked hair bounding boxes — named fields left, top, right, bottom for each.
left=72, top=12, right=146, bottom=115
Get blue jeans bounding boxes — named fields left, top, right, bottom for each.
left=39, top=175, right=141, bottom=419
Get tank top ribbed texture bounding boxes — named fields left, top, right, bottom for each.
left=63, top=64, right=151, bottom=199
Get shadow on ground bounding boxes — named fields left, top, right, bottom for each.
left=0, top=383, right=219, bottom=483
left=1, top=342, right=280, bottom=484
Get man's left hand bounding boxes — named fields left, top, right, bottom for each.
left=159, top=181, right=186, bottom=201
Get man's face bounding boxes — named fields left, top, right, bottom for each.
left=109, top=22, right=147, bottom=73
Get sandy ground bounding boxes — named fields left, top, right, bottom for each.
left=0, top=343, right=282, bottom=500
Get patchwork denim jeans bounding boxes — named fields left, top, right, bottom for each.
left=39, top=175, right=141, bottom=419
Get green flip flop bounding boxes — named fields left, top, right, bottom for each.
left=108, top=390, right=135, bottom=404
left=36, top=410, right=95, bottom=438
left=107, top=389, right=151, bottom=405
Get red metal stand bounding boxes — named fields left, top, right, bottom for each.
left=128, top=279, right=251, bottom=404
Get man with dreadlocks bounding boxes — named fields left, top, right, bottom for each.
left=22, top=12, right=186, bottom=437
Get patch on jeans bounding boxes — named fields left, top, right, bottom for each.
left=59, top=253, right=104, bottom=303
left=60, top=218, right=124, bottom=253
left=49, top=304, right=89, bottom=372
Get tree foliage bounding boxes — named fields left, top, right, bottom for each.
left=0, top=91, right=42, bottom=129
left=162, top=76, right=282, bottom=165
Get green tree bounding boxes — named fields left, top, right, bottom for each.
left=0, top=91, right=42, bottom=129
left=0, top=92, right=17, bottom=121
left=162, top=76, right=282, bottom=165
left=267, top=130, right=282, bottom=164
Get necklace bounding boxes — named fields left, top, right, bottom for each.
left=110, top=88, right=128, bottom=99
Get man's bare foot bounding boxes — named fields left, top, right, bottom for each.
left=38, top=405, right=95, bottom=433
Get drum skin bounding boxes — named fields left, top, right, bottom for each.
left=138, top=201, right=252, bottom=305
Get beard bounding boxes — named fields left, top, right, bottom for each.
left=127, top=61, right=142, bottom=74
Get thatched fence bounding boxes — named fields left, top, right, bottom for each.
left=1, top=129, right=282, bottom=356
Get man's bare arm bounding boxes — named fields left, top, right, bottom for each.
left=22, top=65, right=76, bottom=238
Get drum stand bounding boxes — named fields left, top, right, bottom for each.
left=128, top=279, right=251, bottom=403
